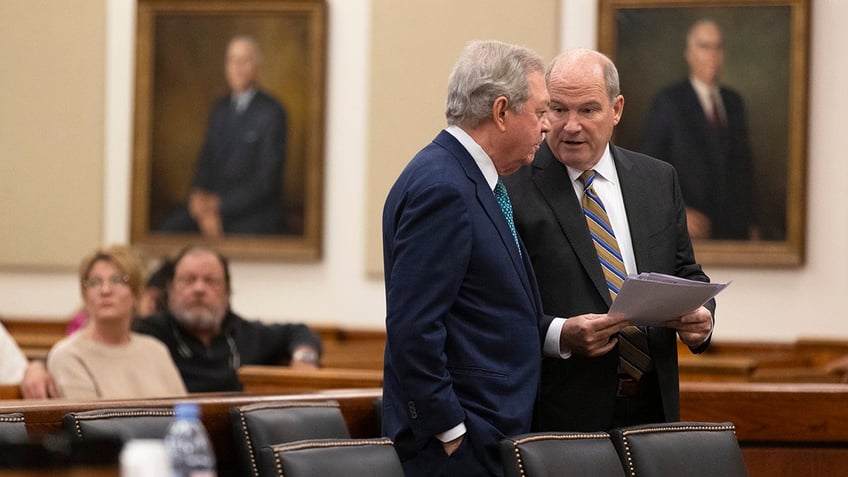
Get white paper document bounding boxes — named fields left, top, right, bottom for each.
left=608, top=272, right=729, bottom=326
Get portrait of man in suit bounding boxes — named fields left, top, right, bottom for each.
left=640, top=19, right=757, bottom=241
left=600, top=4, right=801, bottom=252
left=158, top=35, right=289, bottom=238
left=130, top=2, right=327, bottom=260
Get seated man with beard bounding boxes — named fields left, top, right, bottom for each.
left=133, top=245, right=322, bottom=392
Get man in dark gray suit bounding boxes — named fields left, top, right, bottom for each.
left=505, top=49, right=714, bottom=432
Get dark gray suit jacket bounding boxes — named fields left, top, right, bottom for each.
left=504, top=141, right=714, bottom=432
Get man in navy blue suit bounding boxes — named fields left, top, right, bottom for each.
left=159, top=35, right=287, bottom=237
left=382, top=40, right=552, bottom=477
left=641, top=19, right=757, bottom=240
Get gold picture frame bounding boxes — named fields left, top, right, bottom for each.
left=598, top=0, right=809, bottom=267
left=130, top=0, right=326, bottom=261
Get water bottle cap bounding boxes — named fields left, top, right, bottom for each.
left=174, top=402, right=200, bottom=419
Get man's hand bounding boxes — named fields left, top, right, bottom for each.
left=290, top=346, right=320, bottom=369
left=665, top=306, right=713, bottom=348
left=441, top=435, right=464, bottom=456
left=561, top=313, right=630, bottom=357
left=685, top=207, right=712, bottom=240
left=189, top=189, right=223, bottom=239
left=20, top=361, right=57, bottom=399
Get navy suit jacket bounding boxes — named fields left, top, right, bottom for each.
left=504, top=142, right=714, bottom=432
left=382, top=130, right=546, bottom=477
left=192, top=89, right=288, bottom=234
left=640, top=80, right=754, bottom=239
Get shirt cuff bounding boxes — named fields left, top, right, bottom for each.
left=436, top=422, right=466, bottom=443
left=544, top=317, right=572, bottom=359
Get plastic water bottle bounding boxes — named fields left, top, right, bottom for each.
left=164, top=402, right=217, bottom=477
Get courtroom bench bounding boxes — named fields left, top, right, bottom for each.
left=6, top=317, right=848, bottom=383
left=0, top=389, right=382, bottom=477
left=1, top=318, right=388, bottom=369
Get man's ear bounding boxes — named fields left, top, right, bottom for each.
left=492, top=96, right=509, bottom=131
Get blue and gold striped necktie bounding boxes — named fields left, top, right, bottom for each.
left=579, top=170, right=651, bottom=380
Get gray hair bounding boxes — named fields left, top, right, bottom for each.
left=445, top=40, right=545, bottom=128
left=546, top=48, right=621, bottom=101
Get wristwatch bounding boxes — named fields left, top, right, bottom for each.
left=291, top=347, right=320, bottom=365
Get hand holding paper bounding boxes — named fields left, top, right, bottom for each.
left=608, top=272, right=729, bottom=326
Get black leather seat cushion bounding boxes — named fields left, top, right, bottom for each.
left=258, top=438, right=403, bottom=477
left=501, top=432, right=626, bottom=477
left=62, top=408, right=174, bottom=441
left=0, top=412, right=27, bottom=443
left=609, top=421, right=748, bottom=477
left=230, top=400, right=350, bottom=477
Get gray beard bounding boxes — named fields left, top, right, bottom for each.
left=173, top=307, right=225, bottom=332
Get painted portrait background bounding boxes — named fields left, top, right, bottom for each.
left=609, top=6, right=791, bottom=242
left=151, top=15, right=310, bottom=234
left=131, top=0, right=326, bottom=261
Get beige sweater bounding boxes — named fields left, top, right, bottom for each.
left=47, top=331, right=187, bottom=399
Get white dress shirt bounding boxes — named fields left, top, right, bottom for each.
left=543, top=144, right=636, bottom=358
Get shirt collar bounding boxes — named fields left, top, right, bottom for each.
left=232, top=88, right=257, bottom=108
left=446, top=125, right=499, bottom=191
left=690, top=76, right=719, bottom=99
left=565, top=143, right=617, bottom=186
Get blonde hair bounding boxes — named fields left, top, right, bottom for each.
left=78, top=244, right=144, bottom=300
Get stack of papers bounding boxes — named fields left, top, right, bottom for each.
left=608, top=272, right=729, bottom=326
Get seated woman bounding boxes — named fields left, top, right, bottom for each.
left=46, top=245, right=187, bottom=399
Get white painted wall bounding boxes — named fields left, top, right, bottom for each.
left=2, top=0, right=848, bottom=343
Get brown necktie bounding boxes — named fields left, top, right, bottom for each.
left=578, top=170, right=652, bottom=380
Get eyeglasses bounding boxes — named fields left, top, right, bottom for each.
left=83, top=275, right=129, bottom=290
left=173, top=274, right=225, bottom=290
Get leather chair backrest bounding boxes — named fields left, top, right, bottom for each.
left=62, top=408, right=174, bottom=441
left=609, top=421, right=749, bottom=477
left=258, top=438, right=403, bottom=477
left=501, top=432, right=626, bottom=477
left=0, top=412, right=27, bottom=443
left=230, top=400, right=350, bottom=477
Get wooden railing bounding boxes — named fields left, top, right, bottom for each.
left=238, top=365, right=383, bottom=394
left=680, top=381, right=848, bottom=477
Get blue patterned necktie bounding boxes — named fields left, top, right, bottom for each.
left=578, top=170, right=651, bottom=380
left=494, top=179, right=521, bottom=256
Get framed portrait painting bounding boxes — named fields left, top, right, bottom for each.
left=598, top=0, right=810, bottom=266
left=130, top=0, right=326, bottom=261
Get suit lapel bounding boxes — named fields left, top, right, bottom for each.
left=612, top=145, right=651, bottom=272
left=433, top=131, right=535, bottom=304
left=531, top=142, right=611, bottom=306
